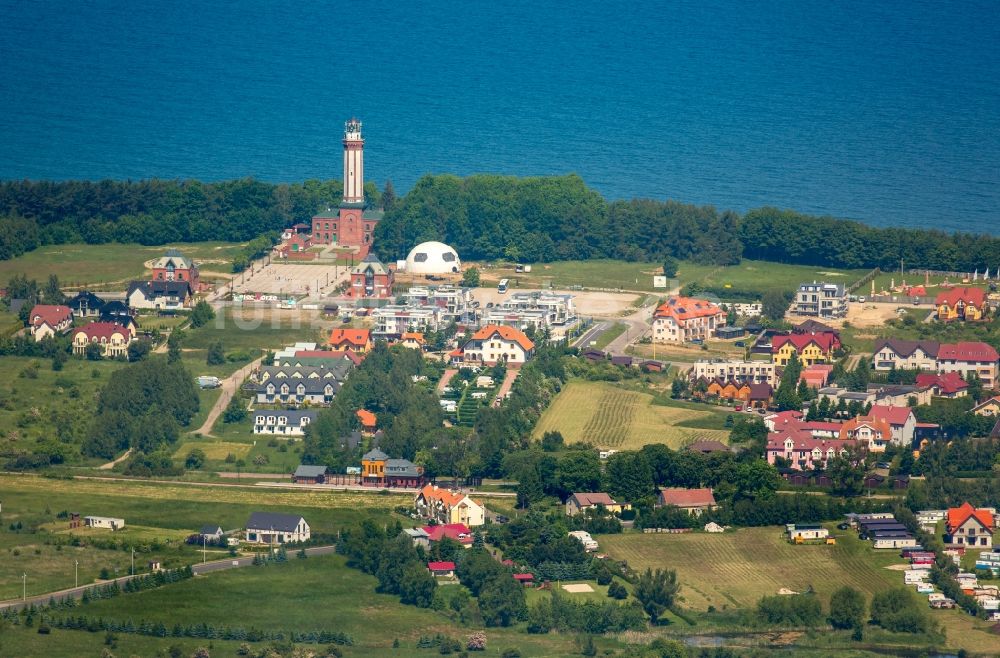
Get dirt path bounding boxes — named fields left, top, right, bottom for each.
left=98, top=448, right=133, bottom=470
left=194, top=356, right=264, bottom=437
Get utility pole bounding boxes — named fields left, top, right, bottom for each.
left=22, top=573, right=26, bottom=601
left=131, top=548, right=135, bottom=576
left=203, top=535, right=207, bottom=564
left=75, top=559, right=78, bottom=588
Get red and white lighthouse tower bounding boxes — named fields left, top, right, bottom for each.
left=311, top=118, right=382, bottom=258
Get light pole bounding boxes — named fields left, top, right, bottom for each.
left=131, top=548, right=135, bottom=576
left=75, top=559, right=79, bottom=588
left=22, top=573, right=26, bottom=601
left=203, top=535, right=207, bottom=564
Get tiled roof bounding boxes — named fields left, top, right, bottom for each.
left=246, top=512, right=304, bottom=532
left=937, top=342, right=999, bottom=362
left=946, top=503, right=994, bottom=532
left=658, top=487, right=716, bottom=508
left=419, top=484, right=473, bottom=507
left=869, top=405, right=915, bottom=426
left=357, top=409, right=377, bottom=426
left=329, top=328, right=371, bottom=348
left=654, top=296, right=723, bottom=322
left=29, top=304, right=72, bottom=328
left=935, top=286, right=986, bottom=307
left=293, top=465, right=328, bottom=478
left=570, top=492, right=619, bottom=507
left=428, top=561, right=455, bottom=571
left=772, top=332, right=839, bottom=353
left=362, top=448, right=388, bottom=461
left=422, top=523, right=473, bottom=544
left=915, top=372, right=968, bottom=394
left=838, top=416, right=892, bottom=441
left=401, top=332, right=426, bottom=343
left=74, top=321, right=129, bottom=341
left=748, top=383, right=773, bottom=399
left=873, top=338, right=941, bottom=358
left=469, top=324, right=535, bottom=351
left=767, top=433, right=857, bottom=453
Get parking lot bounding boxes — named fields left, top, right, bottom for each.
left=230, top=263, right=350, bottom=299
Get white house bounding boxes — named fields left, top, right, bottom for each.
left=252, top=410, right=318, bottom=437
left=27, top=304, right=73, bottom=341
left=457, top=325, right=535, bottom=365
left=84, top=516, right=126, bottom=530
left=414, top=484, right=486, bottom=527
left=126, top=280, right=193, bottom=310
left=245, top=512, right=310, bottom=544
left=568, top=530, right=599, bottom=552
left=786, top=524, right=829, bottom=541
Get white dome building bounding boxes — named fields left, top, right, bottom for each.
left=405, top=241, right=462, bottom=274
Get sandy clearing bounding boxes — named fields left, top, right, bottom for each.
left=561, top=583, right=595, bottom=593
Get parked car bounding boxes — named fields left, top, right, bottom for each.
left=734, top=341, right=746, bottom=347
left=837, top=522, right=851, bottom=530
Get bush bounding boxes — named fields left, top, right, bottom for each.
left=501, top=650, right=521, bottom=658
left=607, top=581, right=628, bottom=600
left=756, top=593, right=823, bottom=626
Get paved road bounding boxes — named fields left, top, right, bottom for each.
left=195, top=355, right=264, bottom=436
left=572, top=321, right=608, bottom=349
left=0, top=545, right=338, bottom=612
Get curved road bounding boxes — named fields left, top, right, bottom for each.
left=195, top=356, right=264, bottom=436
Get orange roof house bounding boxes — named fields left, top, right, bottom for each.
left=946, top=503, right=994, bottom=548
left=329, top=328, right=372, bottom=353
left=652, top=296, right=726, bottom=344
left=400, top=332, right=426, bottom=349
left=459, top=324, right=535, bottom=365
left=657, top=487, right=717, bottom=514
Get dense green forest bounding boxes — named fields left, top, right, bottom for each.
left=2, top=175, right=999, bottom=271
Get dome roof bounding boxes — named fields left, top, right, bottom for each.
left=405, top=241, right=461, bottom=274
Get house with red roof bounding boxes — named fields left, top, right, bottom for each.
left=766, top=427, right=858, bottom=471
left=656, top=488, right=717, bottom=515
left=356, top=409, right=377, bottom=434
left=427, top=561, right=456, bottom=577
left=772, top=332, right=841, bottom=366
left=422, top=523, right=474, bottom=548
left=458, top=324, right=535, bottom=365
left=329, top=328, right=372, bottom=353
left=935, top=342, right=999, bottom=389
left=71, top=322, right=133, bottom=358
left=935, top=287, right=987, bottom=321
left=652, top=296, right=726, bottom=344
left=946, top=503, right=994, bottom=548
left=869, top=405, right=917, bottom=446
left=839, top=416, right=893, bottom=452
left=915, top=372, right=968, bottom=398
left=764, top=410, right=804, bottom=431
left=27, top=304, right=73, bottom=341
left=399, top=332, right=426, bottom=350
left=800, top=363, right=834, bottom=388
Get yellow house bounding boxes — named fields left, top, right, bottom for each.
left=972, top=396, right=1000, bottom=417
left=935, top=287, right=987, bottom=321
left=772, top=334, right=840, bottom=366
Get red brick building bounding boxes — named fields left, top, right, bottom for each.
left=151, top=249, right=200, bottom=290
left=347, top=254, right=394, bottom=298
left=311, top=118, right=383, bottom=258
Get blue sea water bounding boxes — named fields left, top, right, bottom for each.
left=0, top=0, right=998, bottom=234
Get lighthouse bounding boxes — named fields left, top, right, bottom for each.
left=342, top=118, right=365, bottom=204
left=310, top=118, right=383, bottom=258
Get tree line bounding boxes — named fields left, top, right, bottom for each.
left=6, top=174, right=999, bottom=271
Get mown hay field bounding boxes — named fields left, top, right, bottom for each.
left=600, top=527, right=899, bottom=611
left=531, top=381, right=730, bottom=449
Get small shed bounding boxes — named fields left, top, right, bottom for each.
left=199, top=525, right=224, bottom=541
left=513, top=573, right=535, bottom=587
left=84, top=516, right=126, bottom=530
left=611, top=355, right=634, bottom=367
left=640, top=359, right=665, bottom=372
left=293, top=464, right=328, bottom=484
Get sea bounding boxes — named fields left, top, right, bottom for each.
left=1, top=0, right=998, bottom=234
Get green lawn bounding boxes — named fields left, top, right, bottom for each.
left=483, top=258, right=867, bottom=296
left=0, top=473, right=409, bottom=600
left=0, top=242, right=244, bottom=289
left=55, top=553, right=597, bottom=657
left=182, top=307, right=324, bottom=351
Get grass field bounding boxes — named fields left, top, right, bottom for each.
left=0, top=356, right=127, bottom=465
left=0, top=473, right=409, bottom=599
left=182, top=307, right=324, bottom=351
left=40, top=553, right=595, bottom=657
left=601, top=526, right=900, bottom=611
left=531, top=380, right=731, bottom=449
left=484, top=258, right=867, bottom=296
left=0, top=242, right=244, bottom=289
